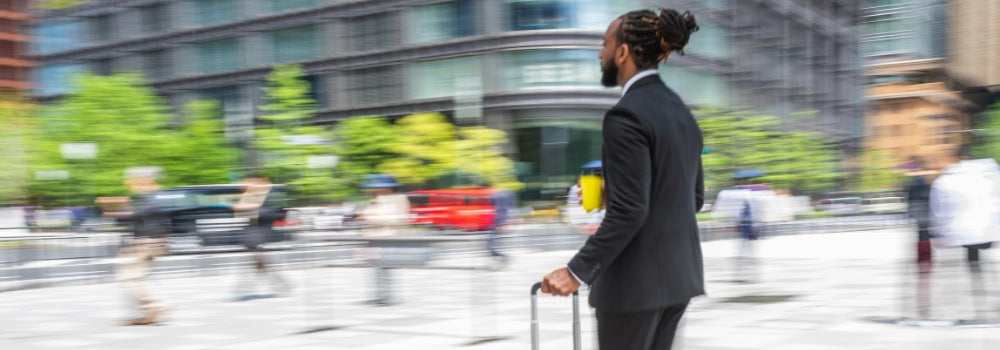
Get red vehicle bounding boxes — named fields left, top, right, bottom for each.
left=406, top=187, right=498, bottom=231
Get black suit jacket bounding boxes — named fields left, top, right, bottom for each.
left=568, top=74, right=705, bottom=312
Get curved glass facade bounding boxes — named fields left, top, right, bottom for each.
left=408, top=0, right=477, bottom=44
left=503, top=49, right=602, bottom=91
left=409, top=56, right=481, bottom=100
left=505, top=0, right=642, bottom=31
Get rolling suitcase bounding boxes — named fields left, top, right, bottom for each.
left=530, top=282, right=581, bottom=350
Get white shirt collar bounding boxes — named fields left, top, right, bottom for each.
left=621, top=69, right=659, bottom=96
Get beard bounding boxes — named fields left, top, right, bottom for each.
left=601, top=58, right=619, bottom=88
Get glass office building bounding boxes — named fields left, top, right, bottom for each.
left=32, top=0, right=861, bottom=198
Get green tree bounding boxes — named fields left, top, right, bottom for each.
left=974, top=103, right=1000, bottom=161
left=454, top=126, right=524, bottom=191
left=378, top=113, right=459, bottom=186
left=332, top=113, right=523, bottom=195
left=856, top=149, right=904, bottom=191
left=253, top=64, right=340, bottom=203
left=0, top=99, right=36, bottom=205
left=38, top=0, right=84, bottom=10
left=331, top=116, right=399, bottom=198
left=163, top=100, right=239, bottom=186
left=697, top=109, right=841, bottom=194
left=28, top=73, right=238, bottom=206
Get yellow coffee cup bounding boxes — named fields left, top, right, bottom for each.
left=580, top=169, right=603, bottom=213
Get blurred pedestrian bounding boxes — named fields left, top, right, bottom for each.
left=904, top=157, right=935, bottom=269
left=904, top=157, right=936, bottom=318
left=713, top=174, right=768, bottom=283
left=930, top=145, right=1000, bottom=272
left=358, top=174, right=410, bottom=306
left=540, top=9, right=704, bottom=350
left=485, top=184, right=514, bottom=268
left=232, top=175, right=291, bottom=300
left=116, top=166, right=169, bottom=326
left=930, top=145, right=1000, bottom=319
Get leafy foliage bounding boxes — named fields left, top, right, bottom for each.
left=253, top=64, right=340, bottom=204
left=973, top=103, right=1000, bottom=162
left=38, top=0, right=84, bottom=10
left=0, top=99, right=36, bottom=205
left=855, top=149, right=905, bottom=191
left=27, top=73, right=237, bottom=206
left=697, top=108, right=841, bottom=194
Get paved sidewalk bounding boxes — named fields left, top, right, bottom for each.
left=1, top=228, right=999, bottom=349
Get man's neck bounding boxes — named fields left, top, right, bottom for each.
left=620, top=69, right=659, bottom=96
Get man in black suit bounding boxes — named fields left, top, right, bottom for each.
left=540, top=8, right=704, bottom=350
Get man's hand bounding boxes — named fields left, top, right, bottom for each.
left=541, top=267, right=581, bottom=296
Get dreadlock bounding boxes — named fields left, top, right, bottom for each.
left=617, top=8, right=699, bottom=69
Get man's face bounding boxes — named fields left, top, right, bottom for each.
left=599, top=19, right=622, bottom=88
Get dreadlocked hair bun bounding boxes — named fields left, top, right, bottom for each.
left=619, top=8, right=699, bottom=69
left=657, top=8, right=698, bottom=56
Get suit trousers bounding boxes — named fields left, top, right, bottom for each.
left=596, top=301, right=689, bottom=350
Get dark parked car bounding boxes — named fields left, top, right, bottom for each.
left=151, top=184, right=295, bottom=247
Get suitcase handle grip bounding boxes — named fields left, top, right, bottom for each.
left=530, top=282, right=581, bottom=350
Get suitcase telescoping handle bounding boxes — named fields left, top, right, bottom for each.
left=531, top=282, right=581, bottom=350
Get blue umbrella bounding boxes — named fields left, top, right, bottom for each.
left=361, top=174, right=399, bottom=189
left=732, top=169, right=765, bottom=180
left=581, top=160, right=602, bottom=170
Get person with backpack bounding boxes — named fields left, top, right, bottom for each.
left=231, top=175, right=291, bottom=300
left=713, top=171, right=770, bottom=283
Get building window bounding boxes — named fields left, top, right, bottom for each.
left=197, top=38, right=241, bottom=74
left=347, top=66, right=401, bottom=106
left=660, top=65, right=730, bottom=107
left=409, top=56, right=480, bottom=100
left=686, top=21, right=729, bottom=59
left=409, top=0, right=476, bottom=44
left=36, top=21, right=84, bottom=54
left=350, top=12, right=399, bottom=52
left=504, top=0, right=643, bottom=31
left=508, top=0, right=576, bottom=30
left=199, top=85, right=249, bottom=137
left=271, top=0, right=317, bottom=12
left=89, top=14, right=113, bottom=43
left=198, top=0, right=241, bottom=27
left=302, top=75, right=327, bottom=108
left=36, top=64, right=85, bottom=95
left=142, top=49, right=172, bottom=81
left=140, top=2, right=170, bottom=35
left=271, top=25, right=320, bottom=63
left=514, top=122, right=602, bottom=200
left=91, top=58, right=113, bottom=75
left=504, top=50, right=601, bottom=91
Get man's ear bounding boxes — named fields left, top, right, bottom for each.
left=616, top=43, right=629, bottom=65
